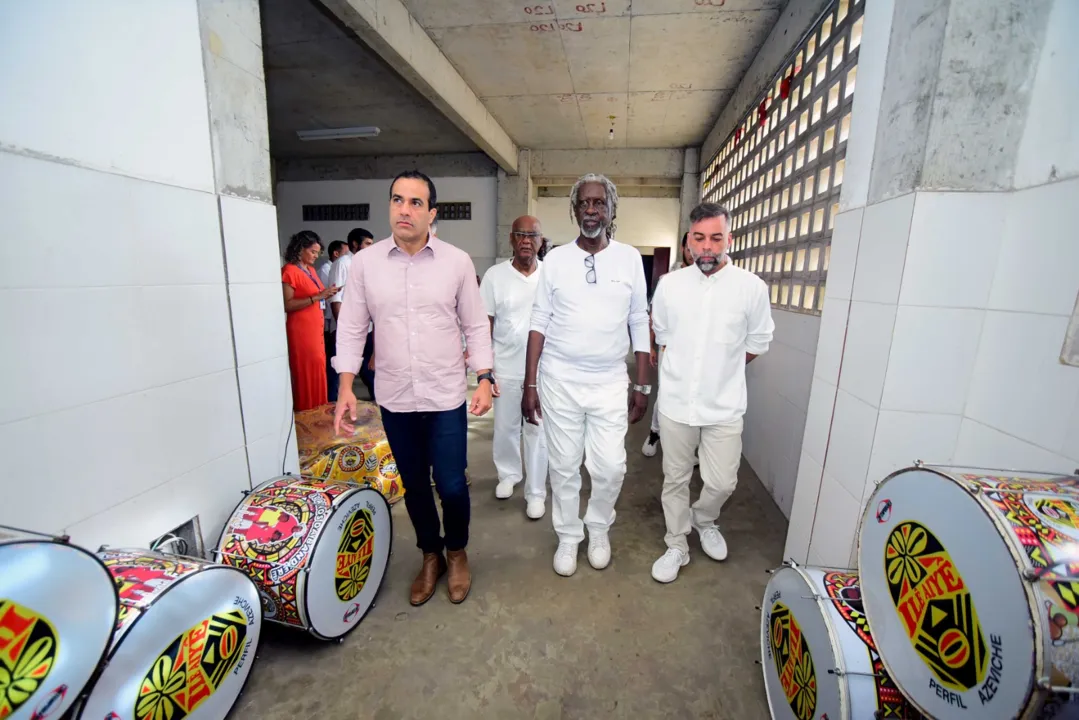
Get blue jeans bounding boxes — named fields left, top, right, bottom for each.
left=380, top=404, right=469, bottom=553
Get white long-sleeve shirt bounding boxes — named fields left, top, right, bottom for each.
left=530, top=240, right=650, bottom=384
left=652, top=262, right=774, bottom=426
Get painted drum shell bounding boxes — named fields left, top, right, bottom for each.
left=0, top=531, right=118, bottom=720
left=77, top=549, right=262, bottom=720
left=214, top=475, right=392, bottom=640
left=857, top=465, right=1079, bottom=720
left=761, top=563, right=924, bottom=720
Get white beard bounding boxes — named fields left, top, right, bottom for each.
left=580, top=223, right=604, bottom=239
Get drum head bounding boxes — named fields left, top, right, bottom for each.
left=305, top=486, right=392, bottom=639
left=858, top=467, right=1035, bottom=719
left=0, top=540, right=117, bottom=720
left=761, top=565, right=843, bottom=720
left=77, top=566, right=261, bottom=720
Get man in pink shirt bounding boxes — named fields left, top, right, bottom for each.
left=333, top=170, right=495, bottom=607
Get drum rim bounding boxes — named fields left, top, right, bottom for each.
left=1, top=537, right=120, bottom=719
left=305, top=484, right=394, bottom=641
left=76, top=560, right=263, bottom=720
left=762, top=562, right=853, bottom=720
left=857, top=465, right=1044, bottom=720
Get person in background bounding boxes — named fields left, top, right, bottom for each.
left=538, top=236, right=552, bottom=261
left=642, top=233, right=694, bottom=458
left=282, top=231, right=338, bottom=412
left=480, top=216, right=548, bottom=519
left=322, top=240, right=347, bottom=401
left=649, top=203, right=774, bottom=583
left=348, top=227, right=375, bottom=255
left=332, top=228, right=375, bottom=400
left=522, top=174, right=650, bottom=577
left=333, top=170, right=494, bottom=607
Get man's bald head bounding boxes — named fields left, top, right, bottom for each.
left=510, top=215, right=541, bottom=265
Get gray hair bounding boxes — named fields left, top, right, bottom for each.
left=688, top=202, right=731, bottom=226
left=569, top=173, right=619, bottom=239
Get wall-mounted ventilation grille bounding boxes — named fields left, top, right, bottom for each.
left=149, top=516, right=205, bottom=558
left=438, top=202, right=472, bottom=221
left=302, top=203, right=370, bottom=222
left=701, top=0, right=864, bottom=316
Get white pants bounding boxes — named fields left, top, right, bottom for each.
left=493, top=378, right=548, bottom=502
left=659, top=412, right=743, bottom=554
left=539, top=374, right=628, bottom=544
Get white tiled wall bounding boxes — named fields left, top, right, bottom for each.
left=743, top=309, right=821, bottom=517
left=0, top=2, right=287, bottom=551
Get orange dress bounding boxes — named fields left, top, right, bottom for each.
left=282, top=263, right=327, bottom=412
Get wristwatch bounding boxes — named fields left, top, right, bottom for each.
left=477, top=372, right=496, bottom=386
left=632, top=384, right=652, bottom=396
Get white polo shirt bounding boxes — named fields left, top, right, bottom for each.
left=480, top=259, right=542, bottom=380
left=651, top=261, right=774, bottom=426
left=530, top=240, right=650, bottom=384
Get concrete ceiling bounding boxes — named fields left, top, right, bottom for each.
left=401, top=0, right=785, bottom=149
left=261, top=0, right=480, bottom=158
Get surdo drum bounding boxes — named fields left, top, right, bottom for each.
left=0, top=527, right=117, bottom=720
left=858, top=464, right=1079, bottom=719
left=76, top=549, right=262, bottom=720
left=215, top=475, right=392, bottom=640
left=761, top=562, right=924, bottom=720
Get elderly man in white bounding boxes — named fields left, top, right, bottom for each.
left=480, top=215, right=549, bottom=519
left=649, top=202, right=774, bottom=583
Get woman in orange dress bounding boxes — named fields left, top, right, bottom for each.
left=282, top=231, right=338, bottom=412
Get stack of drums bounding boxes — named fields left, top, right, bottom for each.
left=214, top=475, right=393, bottom=641
left=763, top=464, right=1079, bottom=719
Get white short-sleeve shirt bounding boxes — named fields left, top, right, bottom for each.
left=480, top=259, right=542, bottom=379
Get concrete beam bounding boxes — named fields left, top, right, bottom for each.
left=532, top=149, right=684, bottom=180
left=536, top=186, right=680, bottom=199
left=275, top=152, right=497, bottom=181
left=317, top=0, right=518, bottom=173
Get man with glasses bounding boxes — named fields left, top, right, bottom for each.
left=522, top=174, right=651, bottom=577
left=480, top=216, right=549, bottom=519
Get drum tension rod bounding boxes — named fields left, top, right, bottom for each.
left=1038, top=679, right=1079, bottom=694
left=828, top=669, right=883, bottom=678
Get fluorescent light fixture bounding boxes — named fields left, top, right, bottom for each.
left=296, top=126, right=381, bottom=141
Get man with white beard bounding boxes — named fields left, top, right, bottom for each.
left=649, top=202, right=774, bottom=583
left=522, top=174, right=651, bottom=576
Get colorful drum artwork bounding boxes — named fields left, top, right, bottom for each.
left=76, top=549, right=262, bottom=720
left=215, top=475, right=392, bottom=640
left=0, top=527, right=117, bottom=720
left=295, top=403, right=405, bottom=505
left=761, top=562, right=924, bottom=720
left=858, top=464, right=1079, bottom=719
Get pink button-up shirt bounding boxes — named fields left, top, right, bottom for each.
left=333, top=235, right=493, bottom=413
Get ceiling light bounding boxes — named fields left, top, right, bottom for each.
left=296, top=126, right=381, bottom=141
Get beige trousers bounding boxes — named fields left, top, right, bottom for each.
left=658, top=412, right=743, bottom=553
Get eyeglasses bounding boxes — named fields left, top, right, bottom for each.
left=512, top=231, right=541, bottom=238
left=584, top=254, right=597, bottom=284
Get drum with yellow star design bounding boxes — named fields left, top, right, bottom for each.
left=76, top=548, right=262, bottom=720
left=214, top=475, right=392, bottom=640
left=858, top=463, right=1079, bottom=719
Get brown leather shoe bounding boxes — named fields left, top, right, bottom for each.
left=446, top=549, right=471, bottom=604
left=410, top=552, right=446, bottom=606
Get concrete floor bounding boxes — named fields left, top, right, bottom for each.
left=233, top=394, right=788, bottom=720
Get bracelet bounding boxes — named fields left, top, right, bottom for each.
left=526, top=384, right=538, bottom=388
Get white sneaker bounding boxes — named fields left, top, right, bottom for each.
left=651, top=548, right=690, bottom=583
left=641, top=431, right=660, bottom=457
left=494, top=480, right=514, bottom=499
left=587, top=531, right=611, bottom=569
left=526, top=499, right=545, bottom=520
left=697, top=525, right=728, bottom=561
left=553, top=542, right=578, bottom=576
